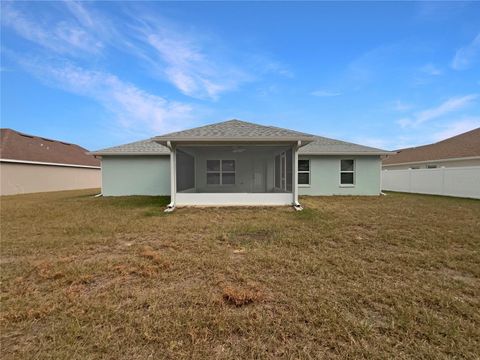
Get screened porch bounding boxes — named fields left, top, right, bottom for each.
left=173, top=144, right=297, bottom=206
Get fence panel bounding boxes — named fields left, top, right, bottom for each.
left=382, top=166, right=480, bottom=199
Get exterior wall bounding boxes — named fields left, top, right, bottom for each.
left=101, top=156, right=170, bottom=196
left=382, top=166, right=480, bottom=199
left=383, top=158, right=480, bottom=170
left=0, top=162, right=100, bottom=195
left=100, top=154, right=382, bottom=198
left=298, top=155, right=382, bottom=196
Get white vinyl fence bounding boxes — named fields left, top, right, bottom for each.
left=382, top=166, right=480, bottom=199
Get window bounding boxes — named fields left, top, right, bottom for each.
left=298, top=159, right=310, bottom=185
left=340, top=159, right=355, bottom=185
left=206, top=160, right=235, bottom=185
left=426, top=164, right=438, bottom=169
left=410, top=166, right=420, bottom=170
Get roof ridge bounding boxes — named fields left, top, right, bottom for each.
left=1, top=128, right=75, bottom=146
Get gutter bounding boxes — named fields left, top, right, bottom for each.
left=0, top=158, right=101, bottom=169
left=299, top=151, right=394, bottom=156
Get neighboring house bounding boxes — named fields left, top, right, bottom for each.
left=91, top=119, right=389, bottom=209
left=382, top=128, right=480, bottom=170
left=0, top=128, right=101, bottom=195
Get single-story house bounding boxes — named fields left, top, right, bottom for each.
left=0, top=128, right=101, bottom=195
left=382, top=127, right=480, bottom=170
left=91, top=120, right=389, bottom=209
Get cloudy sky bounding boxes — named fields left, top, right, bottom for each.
left=1, top=1, right=479, bottom=150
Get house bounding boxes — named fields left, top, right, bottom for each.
left=91, top=120, right=389, bottom=209
left=0, top=128, right=101, bottom=195
left=382, top=128, right=480, bottom=170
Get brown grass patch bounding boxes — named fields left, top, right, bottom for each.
left=222, top=284, right=263, bottom=307
left=0, top=189, right=479, bottom=359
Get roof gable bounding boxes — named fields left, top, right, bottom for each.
left=0, top=128, right=100, bottom=167
left=383, top=127, right=480, bottom=165
left=154, top=119, right=316, bottom=142
left=91, top=119, right=390, bottom=156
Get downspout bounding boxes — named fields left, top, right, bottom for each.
left=164, top=141, right=176, bottom=212
left=293, top=140, right=303, bottom=211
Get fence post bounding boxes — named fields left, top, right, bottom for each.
left=408, top=168, right=412, bottom=192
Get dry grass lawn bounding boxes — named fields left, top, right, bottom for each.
left=1, top=189, right=479, bottom=359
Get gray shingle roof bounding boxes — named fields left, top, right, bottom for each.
left=90, top=138, right=169, bottom=156
left=299, top=136, right=390, bottom=155
left=154, top=119, right=316, bottom=142
left=91, top=120, right=390, bottom=156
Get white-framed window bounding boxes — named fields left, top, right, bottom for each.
left=298, top=159, right=310, bottom=186
left=340, top=159, right=355, bottom=185
left=206, top=160, right=235, bottom=185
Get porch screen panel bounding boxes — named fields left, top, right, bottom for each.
left=176, top=150, right=195, bottom=191
left=286, top=149, right=292, bottom=192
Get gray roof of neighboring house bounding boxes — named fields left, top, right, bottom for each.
left=154, top=119, right=316, bottom=142
left=91, top=119, right=390, bottom=156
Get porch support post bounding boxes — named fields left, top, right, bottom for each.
left=292, top=141, right=300, bottom=205
left=165, top=141, right=176, bottom=212
left=171, top=144, right=177, bottom=203
left=293, top=141, right=300, bottom=204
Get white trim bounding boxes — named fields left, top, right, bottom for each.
left=175, top=192, right=293, bottom=206
left=155, top=136, right=315, bottom=143
left=301, top=151, right=391, bottom=155
left=0, top=158, right=100, bottom=169
left=90, top=152, right=170, bottom=156
left=382, top=156, right=480, bottom=167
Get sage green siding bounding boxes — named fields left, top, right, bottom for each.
left=298, top=155, right=381, bottom=196
left=101, top=156, right=170, bottom=196
left=101, top=154, right=381, bottom=197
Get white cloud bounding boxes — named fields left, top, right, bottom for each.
left=135, top=22, right=252, bottom=100
left=431, top=117, right=480, bottom=141
left=452, top=33, right=480, bottom=70
left=1, top=2, right=103, bottom=55
left=2, top=2, right=267, bottom=101
left=311, top=90, right=341, bottom=97
left=19, top=58, right=194, bottom=134
left=397, top=94, right=478, bottom=128
left=419, top=63, right=442, bottom=76
left=393, top=100, right=413, bottom=112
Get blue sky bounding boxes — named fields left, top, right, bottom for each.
left=1, top=1, right=479, bottom=151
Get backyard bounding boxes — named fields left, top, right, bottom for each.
left=1, top=190, right=479, bottom=359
